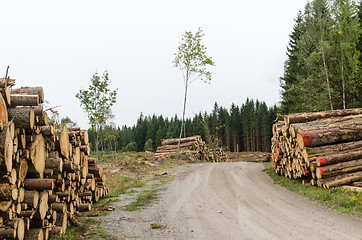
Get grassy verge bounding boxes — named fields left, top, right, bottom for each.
left=50, top=218, right=111, bottom=240
left=264, top=162, right=362, bottom=217
left=123, top=189, right=158, bottom=211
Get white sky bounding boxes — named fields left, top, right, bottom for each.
left=0, top=0, right=307, bottom=128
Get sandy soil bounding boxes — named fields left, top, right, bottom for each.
left=101, top=162, right=362, bottom=240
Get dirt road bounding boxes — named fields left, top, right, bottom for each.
left=101, top=162, right=362, bottom=240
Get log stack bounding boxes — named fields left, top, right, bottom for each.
left=0, top=76, right=108, bottom=239
left=271, top=108, right=362, bottom=191
left=155, top=136, right=228, bottom=162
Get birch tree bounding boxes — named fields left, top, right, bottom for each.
left=173, top=27, right=215, bottom=149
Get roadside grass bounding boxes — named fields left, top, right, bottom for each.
left=123, top=189, right=158, bottom=211
left=50, top=217, right=111, bottom=240
left=264, top=162, right=362, bottom=218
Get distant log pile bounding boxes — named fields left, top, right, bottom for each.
left=272, top=108, right=362, bottom=191
left=0, top=75, right=108, bottom=239
left=155, top=136, right=228, bottom=162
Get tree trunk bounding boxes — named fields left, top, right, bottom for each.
left=7, top=107, right=35, bottom=130
left=316, top=159, right=362, bottom=179
left=285, top=108, right=362, bottom=126
left=10, top=87, right=44, bottom=104
left=23, top=179, right=54, bottom=191
left=0, top=94, right=8, bottom=127
left=316, top=149, right=362, bottom=166
left=10, top=94, right=39, bottom=107
left=0, top=124, right=13, bottom=172
left=28, top=134, right=45, bottom=178
left=23, top=191, right=39, bottom=208
left=297, top=124, right=362, bottom=148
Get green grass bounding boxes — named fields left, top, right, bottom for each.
left=123, top=189, right=158, bottom=211
left=264, top=162, right=362, bottom=217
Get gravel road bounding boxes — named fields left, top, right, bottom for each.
left=101, top=162, right=362, bottom=240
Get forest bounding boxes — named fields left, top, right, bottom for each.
left=87, top=99, right=278, bottom=153
left=85, top=0, right=362, bottom=154
left=280, top=0, right=362, bottom=113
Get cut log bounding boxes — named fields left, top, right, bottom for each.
left=0, top=201, right=12, bottom=212
left=45, top=157, right=63, bottom=173
left=28, top=134, right=45, bottom=178
left=23, top=179, right=54, bottom=191
left=0, top=186, right=17, bottom=201
left=1, top=86, right=11, bottom=106
left=0, top=228, right=16, bottom=239
left=7, top=107, right=35, bottom=130
left=17, top=159, right=28, bottom=183
left=0, top=124, right=13, bottom=172
left=10, top=94, right=39, bottom=107
left=10, top=87, right=44, bottom=104
left=24, top=228, right=43, bottom=240
left=316, top=159, right=362, bottom=179
left=40, top=125, right=54, bottom=136
left=23, top=191, right=39, bottom=208
left=51, top=202, right=66, bottom=213
left=316, top=149, right=362, bottom=166
left=285, top=108, right=362, bottom=126
left=58, top=124, right=70, bottom=159
left=161, top=135, right=201, bottom=145
left=324, top=173, right=362, bottom=189
left=0, top=94, right=8, bottom=127
left=33, top=191, right=48, bottom=220
left=77, top=203, right=91, bottom=212
left=297, top=124, right=362, bottom=148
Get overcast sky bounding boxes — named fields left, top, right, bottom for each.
left=1, top=0, right=307, bottom=128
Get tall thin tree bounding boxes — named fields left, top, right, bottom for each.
left=173, top=27, right=215, bottom=149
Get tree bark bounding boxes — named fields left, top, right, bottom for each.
left=316, top=159, right=362, bottom=179
left=7, top=107, right=35, bottom=130
left=316, top=149, right=362, bottom=166
left=10, top=87, right=44, bottom=104
left=10, top=94, right=39, bottom=107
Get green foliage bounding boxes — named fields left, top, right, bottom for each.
left=123, top=189, right=157, bottom=211
left=144, top=139, right=154, bottom=152
left=122, top=141, right=137, bottom=152
left=280, top=0, right=362, bottom=113
left=76, top=70, right=118, bottom=158
left=60, top=116, right=77, bottom=129
left=173, top=27, right=215, bottom=140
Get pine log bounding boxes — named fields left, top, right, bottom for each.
left=0, top=124, right=13, bottom=172
left=10, top=87, right=44, bottom=104
left=23, top=179, right=54, bottom=191
left=316, top=159, right=362, bottom=179
left=55, top=213, right=67, bottom=233
left=161, top=136, right=201, bottom=145
left=88, top=165, right=103, bottom=177
left=58, top=125, right=70, bottom=159
left=316, top=149, right=362, bottom=166
left=77, top=203, right=91, bottom=212
left=33, top=106, right=43, bottom=116
left=33, top=191, right=48, bottom=220
left=10, top=94, right=39, bottom=107
left=73, top=147, right=80, bottom=165
left=45, top=157, right=63, bottom=173
left=285, top=108, right=362, bottom=126
left=7, top=107, right=35, bottom=130
left=0, top=94, right=8, bottom=127
left=324, top=173, right=362, bottom=189
left=28, top=134, right=45, bottom=178
left=51, top=202, right=66, bottom=213
left=297, top=124, right=362, bottom=148
left=17, top=159, right=28, bottom=183
left=40, top=125, right=54, bottom=136
left=0, top=185, right=17, bottom=201
left=24, top=228, right=43, bottom=240
left=0, top=201, right=11, bottom=212
left=23, top=190, right=39, bottom=208
left=0, top=228, right=16, bottom=239
left=1, top=86, right=11, bottom=106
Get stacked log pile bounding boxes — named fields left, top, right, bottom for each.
left=155, top=136, right=228, bottom=162
left=272, top=108, right=362, bottom=191
left=0, top=76, right=108, bottom=239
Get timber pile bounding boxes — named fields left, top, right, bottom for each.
left=271, top=108, right=362, bottom=191
left=0, top=75, right=108, bottom=239
left=155, top=136, right=228, bottom=162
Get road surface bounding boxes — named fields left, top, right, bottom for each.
left=161, top=162, right=362, bottom=240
